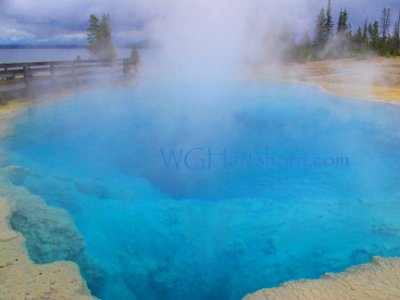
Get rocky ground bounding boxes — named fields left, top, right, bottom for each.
left=0, top=101, right=96, bottom=300
left=243, top=256, right=400, bottom=300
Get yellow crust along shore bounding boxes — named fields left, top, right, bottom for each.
left=0, top=99, right=30, bottom=141
left=294, top=57, right=400, bottom=103
left=243, top=256, right=400, bottom=300
left=249, top=57, right=400, bottom=103
left=0, top=196, right=95, bottom=300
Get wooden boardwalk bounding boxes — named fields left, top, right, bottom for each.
left=0, top=58, right=135, bottom=100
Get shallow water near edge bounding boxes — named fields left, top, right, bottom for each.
left=2, top=81, right=400, bottom=300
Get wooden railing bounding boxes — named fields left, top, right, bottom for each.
left=0, top=58, right=135, bottom=88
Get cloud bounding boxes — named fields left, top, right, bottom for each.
left=0, top=0, right=146, bottom=44
left=0, top=18, right=34, bottom=42
left=0, top=0, right=399, bottom=45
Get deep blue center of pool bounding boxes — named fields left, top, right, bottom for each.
left=3, top=81, right=400, bottom=299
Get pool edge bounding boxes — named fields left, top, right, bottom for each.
left=0, top=100, right=97, bottom=300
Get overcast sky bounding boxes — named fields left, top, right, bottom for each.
left=0, top=0, right=399, bottom=45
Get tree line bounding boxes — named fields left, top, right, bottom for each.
left=86, top=4, right=400, bottom=63
left=284, top=1, right=400, bottom=62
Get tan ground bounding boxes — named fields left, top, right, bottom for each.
left=243, top=257, right=400, bottom=300
left=0, top=196, right=95, bottom=300
left=0, top=101, right=96, bottom=300
left=249, top=57, right=400, bottom=103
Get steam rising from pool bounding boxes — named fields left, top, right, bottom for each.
left=2, top=0, right=400, bottom=299
left=3, top=81, right=400, bottom=299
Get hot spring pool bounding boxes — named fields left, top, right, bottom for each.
left=2, top=81, right=400, bottom=299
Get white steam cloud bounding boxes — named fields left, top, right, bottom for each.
left=136, top=0, right=316, bottom=81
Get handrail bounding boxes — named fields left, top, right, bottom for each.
left=0, top=58, right=136, bottom=93
left=0, top=59, right=129, bottom=69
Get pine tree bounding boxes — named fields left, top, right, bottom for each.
left=368, top=21, right=380, bottom=51
left=325, top=0, right=334, bottom=38
left=290, top=4, right=400, bottom=61
left=303, top=32, right=312, bottom=50
left=86, top=14, right=116, bottom=60
left=314, top=9, right=327, bottom=49
left=381, top=8, right=391, bottom=40
left=130, top=46, right=140, bottom=65
left=395, top=11, right=400, bottom=39
left=337, top=9, right=349, bottom=34
left=389, top=11, right=400, bottom=55
left=313, top=1, right=334, bottom=52
left=294, top=32, right=313, bottom=62
left=353, top=26, right=364, bottom=46
left=395, top=11, right=400, bottom=38
left=87, top=14, right=100, bottom=57
left=362, top=20, right=368, bottom=41
left=98, top=14, right=116, bottom=60
left=346, top=24, right=353, bottom=40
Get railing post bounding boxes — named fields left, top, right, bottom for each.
left=75, top=56, right=81, bottom=76
left=123, top=59, right=129, bottom=74
left=50, top=64, right=55, bottom=84
left=73, top=58, right=82, bottom=86
left=71, top=62, right=78, bottom=85
left=23, top=65, right=30, bottom=88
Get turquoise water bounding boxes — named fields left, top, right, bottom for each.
left=2, top=81, right=400, bottom=299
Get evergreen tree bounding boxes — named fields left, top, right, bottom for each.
left=277, top=25, right=296, bottom=62
left=368, top=21, right=380, bottom=51
left=313, top=1, right=334, bottom=52
left=395, top=11, right=400, bottom=39
left=86, top=14, right=116, bottom=60
left=389, top=11, right=400, bottom=55
left=381, top=8, right=391, bottom=39
left=353, top=26, right=366, bottom=52
left=87, top=14, right=100, bottom=57
left=337, top=9, right=349, bottom=34
left=98, top=14, right=116, bottom=60
left=362, top=20, right=369, bottom=41
left=395, top=12, right=400, bottom=37
left=286, top=4, right=400, bottom=61
left=314, top=9, right=327, bottom=49
left=325, top=0, right=334, bottom=38
left=130, top=46, right=140, bottom=65
left=346, top=24, right=353, bottom=40
left=294, top=32, right=313, bottom=62
left=354, top=26, right=363, bottom=43
left=303, top=32, right=312, bottom=50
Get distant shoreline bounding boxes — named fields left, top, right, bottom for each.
left=0, top=44, right=87, bottom=49
left=0, top=42, right=148, bottom=50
